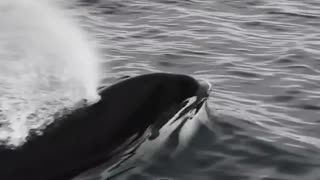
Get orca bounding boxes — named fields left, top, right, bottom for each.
left=0, top=73, right=209, bottom=180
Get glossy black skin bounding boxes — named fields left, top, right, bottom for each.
left=0, top=73, right=199, bottom=180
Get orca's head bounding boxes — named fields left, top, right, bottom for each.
left=137, top=73, right=210, bottom=140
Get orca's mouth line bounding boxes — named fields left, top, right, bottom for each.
left=168, top=78, right=211, bottom=125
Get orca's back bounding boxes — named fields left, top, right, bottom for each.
left=0, top=73, right=201, bottom=180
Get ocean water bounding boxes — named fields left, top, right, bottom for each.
left=71, top=0, right=320, bottom=179
left=1, top=0, right=320, bottom=179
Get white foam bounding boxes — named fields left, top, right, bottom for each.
left=0, top=0, right=102, bottom=146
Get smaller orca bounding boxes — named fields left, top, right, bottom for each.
left=0, top=73, right=209, bottom=180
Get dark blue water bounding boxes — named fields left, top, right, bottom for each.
left=71, top=0, right=320, bottom=179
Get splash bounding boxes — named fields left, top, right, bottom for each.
left=0, top=0, right=102, bottom=146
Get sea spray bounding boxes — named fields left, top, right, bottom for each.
left=0, top=0, right=102, bottom=146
